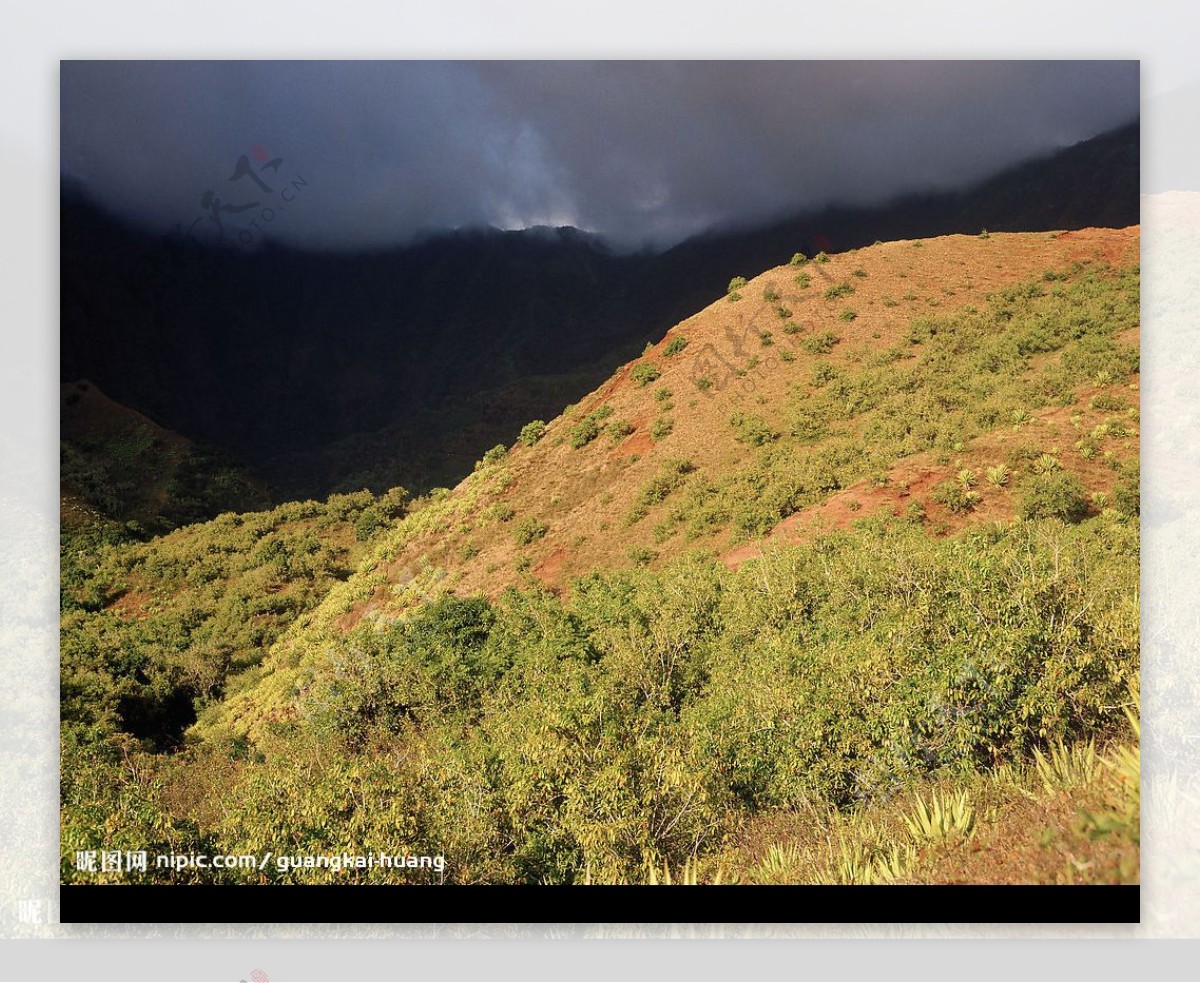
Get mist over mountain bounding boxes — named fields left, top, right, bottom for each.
left=61, top=121, right=1138, bottom=501
left=60, top=60, right=1140, bottom=251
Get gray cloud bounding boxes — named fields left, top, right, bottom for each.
left=60, top=60, right=1139, bottom=250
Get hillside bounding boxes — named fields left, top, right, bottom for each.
left=61, top=227, right=1140, bottom=888
left=61, top=379, right=269, bottom=538
left=254, top=227, right=1138, bottom=623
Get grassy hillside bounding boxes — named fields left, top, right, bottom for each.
left=61, top=228, right=1140, bottom=886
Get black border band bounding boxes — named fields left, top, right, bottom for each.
left=60, top=884, right=1140, bottom=925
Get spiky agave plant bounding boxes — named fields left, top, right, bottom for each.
left=1033, top=739, right=1099, bottom=793
left=754, top=843, right=805, bottom=883
left=985, top=464, right=1010, bottom=487
left=904, top=790, right=976, bottom=843
left=816, top=829, right=915, bottom=885
left=644, top=855, right=720, bottom=885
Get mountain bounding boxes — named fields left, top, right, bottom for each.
left=62, top=224, right=1141, bottom=889
left=208, top=224, right=1141, bottom=731
left=60, top=121, right=1138, bottom=505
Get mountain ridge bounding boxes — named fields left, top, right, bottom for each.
left=60, top=121, right=1138, bottom=503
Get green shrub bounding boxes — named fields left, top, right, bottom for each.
left=852, top=268, right=868, bottom=279
left=607, top=419, right=635, bottom=442
left=1019, top=472, right=1088, bottom=522
left=727, top=276, right=747, bottom=301
left=663, top=337, right=689, bottom=357
left=631, top=364, right=662, bottom=387
left=626, top=546, right=656, bottom=567
left=518, top=420, right=547, bottom=447
left=569, top=417, right=601, bottom=449
left=488, top=503, right=515, bottom=523
left=627, top=459, right=695, bottom=524
left=651, top=417, right=674, bottom=441
left=695, top=376, right=714, bottom=391
left=790, top=252, right=808, bottom=266
left=479, top=444, right=508, bottom=467
left=825, top=282, right=855, bottom=300
left=730, top=411, right=779, bottom=446
left=513, top=517, right=548, bottom=546
left=1089, top=393, right=1129, bottom=413
left=814, top=251, right=830, bottom=263
left=801, top=331, right=841, bottom=355
left=840, top=309, right=858, bottom=322
left=763, top=285, right=780, bottom=303
left=985, top=465, right=1010, bottom=488
left=795, top=273, right=812, bottom=289
left=654, top=387, right=673, bottom=403
left=931, top=480, right=980, bottom=515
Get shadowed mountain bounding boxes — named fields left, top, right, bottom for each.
left=61, top=121, right=1138, bottom=504
left=60, top=379, right=269, bottom=537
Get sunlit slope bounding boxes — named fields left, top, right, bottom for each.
left=202, top=227, right=1139, bottom=744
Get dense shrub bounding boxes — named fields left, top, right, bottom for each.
left=1113, top=463, right=1139, bottom=517
left=479, top=444, right=508, bottom=467
left=569, top=417, right=601, bottom=449
left=206, top=518, right=1138, bottom=883
left=513, top=517, right=549, bottom=546
left=626, top=458, right=695, bottom=524
left=631, top=364, right=662, bottom=387
left=1019, top=471, right=1089, bottom=522
left=729, top=411, right=779, bottom=446
left=801, top=331, right=841, bottom=355
left=519, top=421, right=547, bottom=447
left=607, top=419, right=635, bottom=442
left=931, top=480, right=980, bottom=515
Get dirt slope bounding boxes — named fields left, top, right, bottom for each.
left=350, top=228, right=1138, bottom=610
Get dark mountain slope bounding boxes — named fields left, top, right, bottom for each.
left=61, top=121, right=1138, bottom=501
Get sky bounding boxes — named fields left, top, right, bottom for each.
left=59, top=60, right=1139, bottom=251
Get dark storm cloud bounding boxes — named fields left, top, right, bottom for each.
left=60, top=60, right=1138, bottom=250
